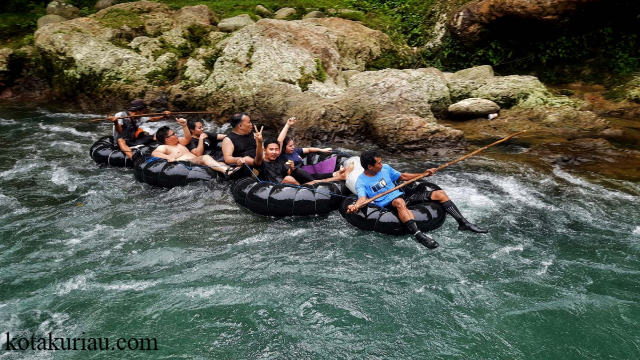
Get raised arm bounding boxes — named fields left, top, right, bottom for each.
left=254, top=125, right=264, bottom=166
left=147, top=111, right=171, bottom=122
left=302, top=147, right=332, bottom=154
left=176, top=118, right=191, bottom=145
left=277, top=117, right=296, bottom=149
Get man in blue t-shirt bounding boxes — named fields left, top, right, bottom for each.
left=347, top=150, right=487, bottom=249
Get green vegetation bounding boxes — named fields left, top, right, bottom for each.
left=298, top=59, right=327, bottom=91
left=145, top=59, right=179, bottom=85
left=297, top=66, right=313, bottom=91
left=2, top=0, right=640, bottom=90
left=314, top=59, right=327, bottom=82
left=0, top=5, right=45, bottom=48
left=97, top=8, right=144, bottom=29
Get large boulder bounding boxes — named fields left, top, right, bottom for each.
left=274, top=8, right=296, bottom=20
left=199, top=18, right=393, bottom=100
left=448, top=74, right=553, bottom=108
left=93, top=1, right=174, bottom=37
left=304, top=11, right=325, bottom=19
left=451, top=65, right=494, bottom=81
left=255, top=5, right=272, bottom=17
left=249, top=69, right=464, bottom=153
left=448, top=98, right=500, bottom=118
left=34, top=16, right=164, bottom=96
left=217, top=14, right=254, bottom=33
left=172, top=5, right=219, bottom=27
left=47, top=1, right=80, bottom=20
left=346, top=68, right=451, bottom=117
left=449, top=0, right=607, bottom=41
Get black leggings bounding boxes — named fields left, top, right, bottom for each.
left=291, top=168, right=333, bottom=184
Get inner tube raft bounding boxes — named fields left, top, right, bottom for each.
left=89, top=136, right=156, bottom=168
left=231, top=152, right=352, bottom=217
left=133, top=154, right=225, bottom=188
left=339, top=181, right=447, bottom=235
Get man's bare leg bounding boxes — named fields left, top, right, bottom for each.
left=201, top=155, right=241, bottom=176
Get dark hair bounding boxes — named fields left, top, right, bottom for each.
left=360, top=150, right=380, bottom=169
left=283, top=136, right=293, bottom=148
left=156, top=126, right=172, bottom=144
left=263, top=138, right=280, bottom=148
left=187, top=119, right=202, bottom=133
left=229, top=112, right=245, bottom=128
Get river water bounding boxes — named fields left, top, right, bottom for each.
left=1, top=104, right=639, bottom=359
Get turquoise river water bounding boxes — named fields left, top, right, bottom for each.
left=0, top=104, right=639, bottom=359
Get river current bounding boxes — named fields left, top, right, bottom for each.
left=0, top=104, right=639, bottom=359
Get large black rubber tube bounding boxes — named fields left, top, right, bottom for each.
left=339, top=181, right=447, bottom=235
left=231, top=152, right=352, bottom=217
left=89, top=136, right=156, bottom=168
left=133, top=155, right=220, bottom=188
left=232, top=177, right=349, bottom=217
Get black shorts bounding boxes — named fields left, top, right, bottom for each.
left=384, top=190, right=434, bottom=209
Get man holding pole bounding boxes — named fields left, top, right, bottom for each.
left=108, top=99, right=171, bottom=160
left=346, top=150, right=487, bottom=249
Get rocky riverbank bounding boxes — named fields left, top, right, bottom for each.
left=0, top=1, right=639, bottom=180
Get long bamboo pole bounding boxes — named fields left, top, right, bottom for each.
left=355, top=130, right=527, bottom=209
left=88, top=112, right=217, bottom=122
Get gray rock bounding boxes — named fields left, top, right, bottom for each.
left=160, top=28, right=189, bottom=49
left=448, top=98, right=500, bottom=118
left=449, top=75, right=552, bottom=108
left=255, top=5, right=272, bottom=17
left=34, top=17, right=162, bottom=87
left=202, top=18, right=393, bottom=99
left=304, top=11, right=325, bottom=19
left=274, top=8, right=296, bottom=20
left=129, top=36, right=163, bottom=59
left=451, top=65, right=494, bottom=80
left=182, top=58, right=209, bottom=84
left=348, top=68, right=451, bottom=117
left=342, top=70, right=360, bottom=82
left=172, top=5, right=219, bottom=27
left=37, top=14, right=67, bottom=29
left=95, top=0, right=124, bottom=10
left=613, top=73, right=640, bottom=103
left=338, top=9, right=364, bottom=17
left=217, top=14, right=255, bottom=33
left=46, top=1, right=79, bottom=19
left=207, top=31, right=228, bottom=45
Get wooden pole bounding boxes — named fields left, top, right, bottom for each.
left=356, top=130, right=527, bottom=209
left=88, top=112, right=217, bottom=122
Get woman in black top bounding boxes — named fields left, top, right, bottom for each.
left=186, top=120, right=226, bottom=158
